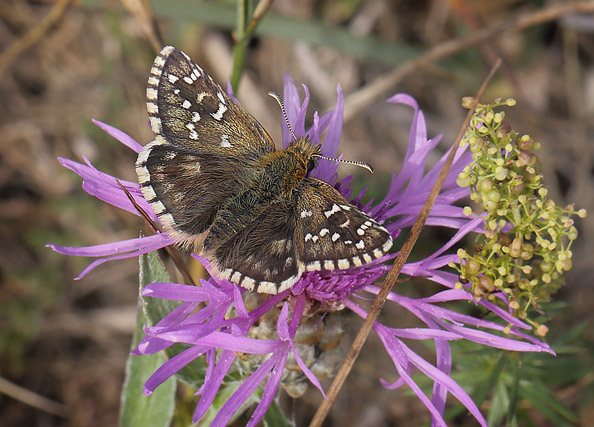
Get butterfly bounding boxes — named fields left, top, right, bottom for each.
left=135, top=46, right=393, bottom=294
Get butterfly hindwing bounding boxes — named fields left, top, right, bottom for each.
left=293, top=178, right=393, bottom=272
left=208, top=177, right=393, bottom=294
left=212, top=200, right=301, bottom=294
left=146, top=46, right=275, bottom=160
left=137, top=141, right=249, bottom=242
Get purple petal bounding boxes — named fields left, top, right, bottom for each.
left=143, top=282, right=214, bottom=302
left=92, top=119, right=144, bottom=153
left=156, top=331, right=277, bottom=354
left=389, top=328, right=461, bottom=341
left=276, top=303, right=290, bottom=340
left=144, top=345, right=207, bottom=395
left=431, top=326, right=452, bottom=415
left=320, top=85, right=343, bottom=159
left=58, top=157, right=157, bottom=220
left=193, top=350, right=237, bottom=421
left=211, top=353, right=281, bottom=426
left=399, top=340, right=487, bottom=426
left=48, top=233, right=170, bottom=257
left=288, top=292, right=306, bottom=336
left=247, top=351, right=289, bottom=427
left=47, top=233, right=173, bottom=279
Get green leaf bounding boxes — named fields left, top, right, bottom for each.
left=263, top=400, right=294, bottom=427
left=473, top=353, right=507, bottom=406
left=80, top=0, right=419, bottom=67
left=138, top=251, right=208, bottom=388
left=519, top=379, right=578, bottom=425
left=487, top=381, right=509, bottom=427
left=165, top=343, right=208, bottom=388
left=120, top=269, right=176, bottom=427
left=199, top=380, right=261, bottom=425
left=139, top=250, right=179, bottom=327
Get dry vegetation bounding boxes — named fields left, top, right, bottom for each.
left=0, top=0, right=593, bottom=425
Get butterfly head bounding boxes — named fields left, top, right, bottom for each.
left=283, top=137, right=322, bottom=178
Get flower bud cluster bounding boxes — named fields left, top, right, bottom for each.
left=239, top=294, right=346, bottom=397
left=454, top=98, right=586, bottom=334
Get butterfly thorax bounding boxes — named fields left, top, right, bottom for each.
left=254, top=138, right=321, bottom=197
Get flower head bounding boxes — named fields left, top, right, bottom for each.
left=49, top=77, right=553, bottom=426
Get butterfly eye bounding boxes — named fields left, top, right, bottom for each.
left=306, top=158, right=316, bottom=173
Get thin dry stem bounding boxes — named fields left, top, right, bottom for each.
left=309, top=59, right=502, bottom=427
left=116, top=180, right=196, bottom=286
left=0, top=376, right=69, bottom=418
left=121, top=0, right=164, bottom=53
left=0, top=0, right=73, bottom=77
left=341, top=1, right=594, bottom=121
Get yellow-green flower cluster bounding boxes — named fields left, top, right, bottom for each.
left=454, top=98, right=586, bottom=335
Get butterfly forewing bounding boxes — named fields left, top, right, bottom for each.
left=138, top=46, right=275, bottom=241
left=146, top=46, right=275, bottom=159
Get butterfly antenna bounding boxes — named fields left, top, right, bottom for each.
left=313, top=154, right=374, bottom=174
left=268, top=91, right=298, bottom=142
left=268, top=92, right=374, bottom=174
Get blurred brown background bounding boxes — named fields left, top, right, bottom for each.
left=1, top=0, right=593, bottom=426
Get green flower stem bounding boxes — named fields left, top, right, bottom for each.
left=230, top=0, right=272, bottom=92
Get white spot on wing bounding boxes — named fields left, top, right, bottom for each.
left=183, top=76, right=193, bottom=84
left=305, top=260, right=321, bottom=271
left=337, top=259, right=349, bottom=269
left=182, top=100, right=192, bottom=109
left=331, top=233, right=340, bottom=242
left=220, top=134, right=232, bottom=148
left=168, top=74, right=179, bottom=84
left=192, top=112, right=201, bottom=122
left=324, top=204, right=341, bottom=218
left=257, top=281, right=277, bottom=294
left=146, top=88, right=158, bottom=100
left=153, top=54, right=166, bottom=68
left=277, top=274, right=301, bottom=293
left=147, top=102, right=158, bottom=114
left=211, top=103, right=228, bottom=121
left=300, top=210, right=313, bottom=218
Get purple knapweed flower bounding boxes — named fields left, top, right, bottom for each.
left=49, top=75, right=553, bottom=427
